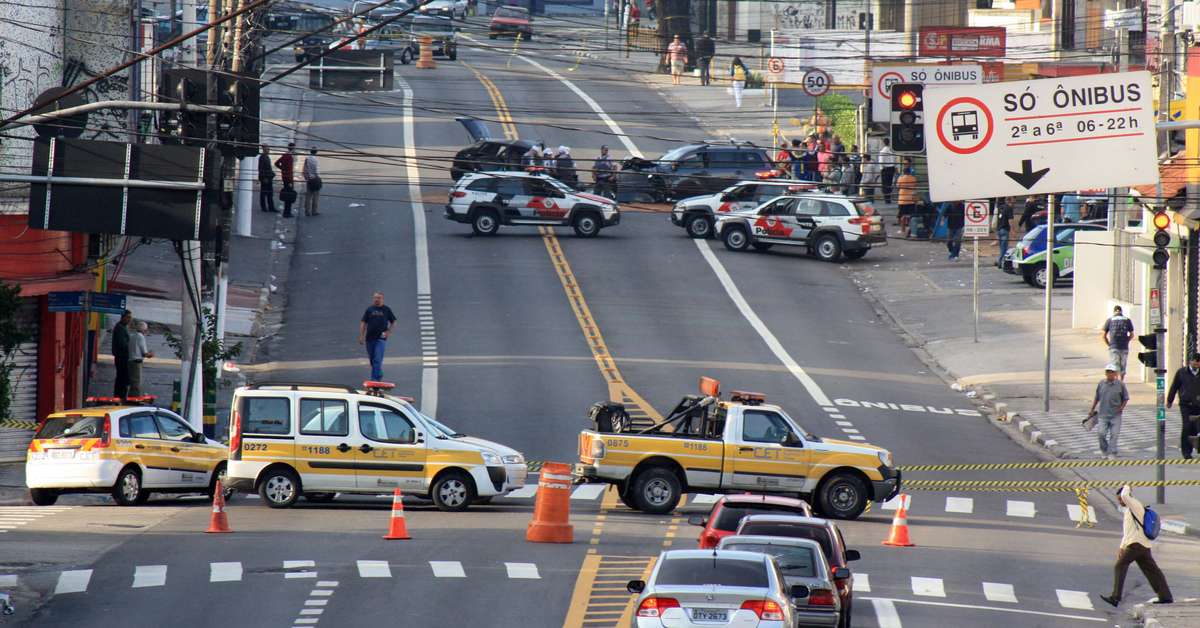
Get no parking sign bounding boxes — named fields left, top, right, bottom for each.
left=964, top=200, right=990, bottom=237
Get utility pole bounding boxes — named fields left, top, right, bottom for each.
left=181, top=0, right=198, bottom=65
left=1043, top=194, right=1054, bottom=412
left=1157, top=0, right=1176, bottom=505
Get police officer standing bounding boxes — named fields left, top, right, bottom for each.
left=1166, top=352, right=1200, bottom=459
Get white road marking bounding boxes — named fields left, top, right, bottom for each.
left=871, top=598, right=902, bottom=628
left=689, top=494, right=719, bottom=504
left=1006, top=500, right=1036, bottom=518
left=294, top=620, right=319, bottom=625
left=310, top=590, right=334, bottom=597
left=316, top=581, right=339, bottom=587
left=911, top=577, right=946, bottom=597
left=835, top=421, right=853, bottom=427
left=506, top=485, right=538, bottom=498
left=210, top=562, right=242, bottom=582
left=693, top=241, right=833, bottom=407
left=299, top=609, right=323, bottom=615
left=505, top=563, right=540, bottom=579
left=1055, top=589, right=1094, bottom=610
left=830, top=414, right=847, bottom=419
left=983, top=582, right=1018, bottom=603
left=853, top=573, right=870, bottom=592
left=284, top=560, right=316, bottom=579
left=0, top=575, right=16, bottom=587
left=882, top=496, right=903, bottom=510
left=1067, top=504, right=1097, bottom=524
left=357, top=560, right=391, bottom=578
left=862, top=596, right=1104, bottom=622
left=54, top=570, right=92, bottom=595
left=430, top=561, right=466, bottom=578
left=515, top=56, right=643, bottom=158
left=305, top=600, right=328, bottom=606
left=132, top=565, right=167, bottom=588
left=842, top=428, right=861, bottom=434
left=944, top=497, right=974, bottom=514
left=571, top=484, right=606, bottom=500
left=848, top=435, right=868, bottom=441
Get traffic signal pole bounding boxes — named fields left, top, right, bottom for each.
left=1155, top=267, right=1167, bottom=504
left=1043, top=195, right=1054, bottom=412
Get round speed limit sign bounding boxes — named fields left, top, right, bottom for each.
left=801, top=69, right=831, bottom=97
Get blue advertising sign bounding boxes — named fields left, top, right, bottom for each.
left=88, top=292, right=127, bottom=315
left=47, top=291, right=86, bottom=312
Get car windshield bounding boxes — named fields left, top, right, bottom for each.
left=495, top=7, right=527, bottom=18
left=721, top=543, right=818, bottom=577
left=853, top=201, right=875, bottom=216
left=655, top=558, right=768, bottom=587
left=413, top=407, right=464, bottom=438
left=714, top=504, right=809, bottom=531
left=35, top=416, right=104, bottom=440
left=1019, top=226, right=1045, bottom=246
left=736, top=522, right=834, bottom=562
left=658, top=146, right=694, bottom=164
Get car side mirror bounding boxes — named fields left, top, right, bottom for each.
left=687, top=515, right=708, bottom=527
left=833, top=567, right=851, bottom=581
left=790, top=584, right=810, bottom=599
left=719, top=194, right=732, bottom=202
left=414, top=432, right=424, bottom=444
left=844, top=549, right=861, bottom=562
left=627, top=580, right=645, bottom=594
left=193, top=433, right=206, bottom=444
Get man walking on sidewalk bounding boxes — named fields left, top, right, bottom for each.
left=696, top=33, right=714, bottom=86
left=878, top=139, right=897, bottom=203
left=359, top=291, right=396, bottom=382
left=1089, top=364, right=1129, bottom=459
left=111, top=310, right=132, bottom=400
left=1100, top=485, right=1173, bottom=608
left=257, top=145, right=276, bottom=213
left=1102, top=305, right=1135, bottom=380
left=303, top=148, right=322, bottom=216
left=667, top=35, right=687, bottom=85
left=993, top=197, right=1014, bottom=267
left=1166, top=352, right=1200, bottom=459
left=127, top=321, right=154, bottom=398
left=945, top=200, right=965, bottom=260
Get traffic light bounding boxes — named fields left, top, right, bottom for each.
left=890, top=83, right=924, bottom=154
left=1138, top=333, right=1158, bottom=368
left=159, top=69, right=211, bottom=147
left=1152, top=211, right=1171, bottom=270
left=215, top=76, right=261, bottom=158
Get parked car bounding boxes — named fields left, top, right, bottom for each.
left=671, top=180, right=817, bottom=239
left=627, top=549, right=804, bottom=628
left=689, top=494, right=814, bottom=549
left=404, top=14, right=458, bottom=60
left=718, top=535, right=843, bottom=627
left=1007, top=222, right=1105, bottom=288
left=489, top=5, right=532, bottom=40
left=715, top=193, right=886, bottom=262
left=444, top=172, right=619, bottom=237
left=452, top=117, right=535, bottom=180
left=735, top=515, right=861, bottom=627
left=628, top=142, right=773, bottom=202
left=418, top=0, right=465, bottom=19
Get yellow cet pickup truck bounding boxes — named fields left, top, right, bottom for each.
left=577, top=378, right=900, bottom=518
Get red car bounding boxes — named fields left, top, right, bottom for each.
left=688, top=494, right=814, bottom=549
left=489, top=5, right=533, bottom=40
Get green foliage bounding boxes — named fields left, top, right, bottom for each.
left=0, top=282, right=33, bottom=420
left=746, top=71, right=765, bottom=90
left=814, top=93, right=860, bottom=147
left=163, top=307, right=243, bottom=390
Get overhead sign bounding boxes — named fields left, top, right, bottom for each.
left=89, top=292, right=128, bottom=315
left=870, top=65, right=982, bottom=123
left=918, top=26, right=1007, bottom=57
left=1104, top=8, right=1143, bottom=31
left=924, top=71, right=1158, bottom=202
left=46, top=291, right=127, bottom=314
left=801, top=69, right=830, bottom=97
left=766, top=57, right=784, bottom=83
left=964, top=200, right=990, bottom=237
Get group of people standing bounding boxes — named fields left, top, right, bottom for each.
left=257, top=142, right=323, bottom=218
left=522, top=142, right=578, bottom=187
left=111, top=310, right=154, bottom=401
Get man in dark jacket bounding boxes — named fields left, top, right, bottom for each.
left=696, top=33, right=715, bottom=86
left=945, top=201, right=965, bottom=260
left=1166, top=353, right=1200, bottom=458
left=112, top=310, right=132, bottom=400
left=257, top=145, right=276, bottom=213
left=1018, top=195, right=1042, bottom=232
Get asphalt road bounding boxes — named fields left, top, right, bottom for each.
left=7, top=20, right=1200, bottom=628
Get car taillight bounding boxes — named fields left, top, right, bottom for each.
left=849, top=215, right=871, bottom=234
left=451, top=191, right=467, bottom=198
left=741, top=599, right=785, bottom=620
left=1022, top=245, right=1031, bottom=257
left=808, top=589, right=836, bottom=606
left=637, top=597, right=680, bottom=618
left=97, top=414, right=112, bottom=448
left=229, top=407, right=242, bottom=459
left=699, top=531, right=718, bottom=549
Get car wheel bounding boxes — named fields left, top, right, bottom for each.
left=400, top=49, right=411, bottom=65
left=843, top=249, right=868, bottom=260
left=208, top=464, right=235, bottom=502
left=631, top=467, right=681, bottom=515
left=448, top=48, right=457, bottom=60
left=685, top=214, right=713, bottom=239
left=431, top=471, right=476, bottom=512
left=29, top=488, right=58, bottom=506
left=258, top=468, right=301, bottom=508
left=303, top=492, right=336, bottom=503
left=817, top=472, right=869, bottom=520
left=573, top=212, right=601, bottom=238
left=752, top=242, right=773, bottom=252
left=722, top=225, right=750, bottom=251
left=814, top=234, right=843, bottom=262
left=111, top=467, right=146, bottom=506
left=1033, top=264, right=1057, bottom=289
left=472, top=209, right=501, bottom=236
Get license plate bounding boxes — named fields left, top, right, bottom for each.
left=49, top=449, right=75, bottom=459
left=691, top=608, right=727, bottom=622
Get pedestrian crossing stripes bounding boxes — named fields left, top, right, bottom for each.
left=853, top=574, right=1096, bottom=612
left=0, top=506, right=72, bottom=533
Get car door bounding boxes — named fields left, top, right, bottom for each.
left=118, top=412, right=171, bottom=488
left=295, top=396, right=358, bottom=491
left=355, top=402, right=429, bottom=492
left=706, top=149, right=743, bottom=191
left=718, top=184, right=758, bottom=214
left=672, top=151, right=709, bottom=195
left=725, top=410, right=812, bottom=491
left=524, top=178, right=569, bottom=219
left=153, top=412, right=211, bottom=487
left=752, top=197, right=798, bottom=241
left=817, top=199, right=853, bottom=239
left=494, top=177, right=527, bottom=218
left=792, top=197, right=823, bottom=244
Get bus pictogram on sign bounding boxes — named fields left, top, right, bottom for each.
left=935, top=97, right=994, bottom=155
left=876, top=71, right=903, bottom=100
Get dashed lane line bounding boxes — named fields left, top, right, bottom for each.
left=293, top=580, right=339, bottom=627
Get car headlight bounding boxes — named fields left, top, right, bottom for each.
left=481, top=451, right=501, bottom=465
left=503, top=454, right=524, bottom=465
left=878, top=450, right=893, bottom=468
left=590, top=439, right=606, bottom=459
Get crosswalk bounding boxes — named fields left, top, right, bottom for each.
left=854, top=573, right=1096, bottom=612
left=0, top=506, right=72, bottom=533
left=879, top=495, right=1115, bottom=527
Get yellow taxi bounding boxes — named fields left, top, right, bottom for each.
left=225, top=382, right=528, bottom=511
left=25, top=399, right=229, bottom=506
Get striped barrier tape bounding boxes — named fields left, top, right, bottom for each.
left=903, top=478, right=1200, bottom=492
left=0, top=419, right=37, bottom=430
left=898, top=458, right=1200, bottom=472
left=1074, top=488, right=1093, bottom=529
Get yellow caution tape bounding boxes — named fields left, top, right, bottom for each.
left=0, top=419, right=37, bottom=430
left=898, top=458, right=1200, bottom=472
left=903, top=478, right=1200, bottom=492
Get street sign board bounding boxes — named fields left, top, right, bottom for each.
left=89, top=292, right=128, bottom=315
left=801, top=69, right=830, bottom=97
left=918, top=26, right=1007, bottom=58
left=767, top=57, right=785, bottom=83
left=964, top=200, right=990, bottom=237
left=47, top=291, right=86, bottom=313
left=923, top=71, right=1158, bottom=202
left=870, top=65, right=982, bottom=123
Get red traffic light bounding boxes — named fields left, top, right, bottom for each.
left=896, top=90, right=918, bottom=109
left=1153, top=211, right=1170, bottom=230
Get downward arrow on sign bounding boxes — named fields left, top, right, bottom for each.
left=1004, top=159, right=1050, bottom=190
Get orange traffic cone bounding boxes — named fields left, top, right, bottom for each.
left=882, top=493, right=914, bottom=547
left=526, top=462, right=574, bottom=543
left=383, top=488, right=411, bottom=540
left=416, top=35, right=436, bottom=69
left=206, top=481, right=232, bottom=533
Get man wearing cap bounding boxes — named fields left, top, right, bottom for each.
left=1100, top=485, right=1173, bottom=607
left=1166, top=353, right=1200, bottom=459
left=1088, top=364, right=1129, bottom=458
left=1102, top=305, right=1135, bottom=380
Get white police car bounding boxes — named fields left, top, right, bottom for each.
left=445, top=171, right=620, bottom=237
left=671, top=180, right=817, bottom=239
left=715, top=193, right=886, bottom=262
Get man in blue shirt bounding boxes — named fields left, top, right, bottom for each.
left=358, top=292, right=396, bottom=381
left=1102, top=305, right=1135, bottom=381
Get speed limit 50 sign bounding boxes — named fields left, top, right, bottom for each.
left=802, top=69, right=830, bottom=97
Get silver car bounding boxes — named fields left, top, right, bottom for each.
left=627, top=549, right=806, bottom=628
left=717, top=536, right=842, bottom=627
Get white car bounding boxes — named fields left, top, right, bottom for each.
left=671, top=180, right=816, bottom=239
left=715, top=193, right=887, bottom=262
left=445, top=171, right=620, bottom=237
left=418, top=0, right=466, bottom=19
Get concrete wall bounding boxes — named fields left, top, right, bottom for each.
left=63, top=0, right=134, bottom=143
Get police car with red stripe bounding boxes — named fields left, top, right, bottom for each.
left=445, top=171, right=620, bottom=237
left=671, top=180, right=816, bottom=239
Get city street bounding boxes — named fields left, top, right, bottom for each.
left=3, top=9, right=1200, bottom=628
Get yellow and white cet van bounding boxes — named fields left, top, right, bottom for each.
left=26, top=403, right=228, bottom=506
left=225, top=382, right=528, bottom=511
left=577, top=378, right=900, bottom=518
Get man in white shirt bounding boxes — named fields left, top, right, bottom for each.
left=303, top=148, right=321, bottom=216
left=128, top=321, right=154, bottom=397
left=1100, top=485, right=1173, bottom=607
left=877, top=139, right=897, bottom=204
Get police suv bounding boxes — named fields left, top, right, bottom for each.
left=671, top=180, right=817, bottom=238
left=445, top=171, right=620, bottom=237
left=714, top=193, right=886, bottom=262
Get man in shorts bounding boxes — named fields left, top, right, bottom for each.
left=667, top=35, right=687, bottom=85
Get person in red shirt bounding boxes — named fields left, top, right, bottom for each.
left=274, top=142, right=296, bottom=217
left=667, top=35, right=687, bottom=85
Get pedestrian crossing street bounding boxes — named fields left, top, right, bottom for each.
left=0, top=506, right=72, bottom=533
